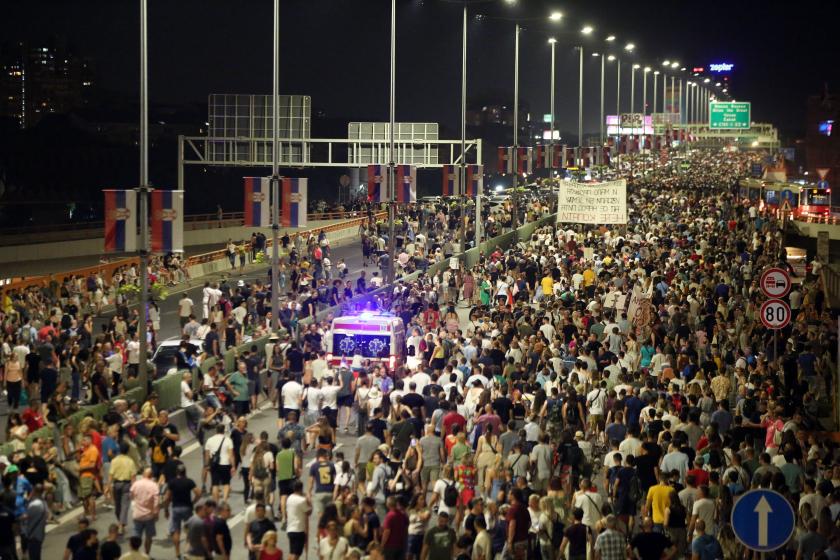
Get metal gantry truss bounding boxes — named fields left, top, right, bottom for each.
left=177, top=135, right=482, bottom=189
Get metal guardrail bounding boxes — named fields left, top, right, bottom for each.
left=1, top=212, right=384, bottom=295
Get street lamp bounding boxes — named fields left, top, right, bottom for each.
left=653, top=70, right=659, bottom=114
left=549, top=11, right=562, bottom=21
left=625, top=42, right=635, bottom=51
left=631, top=63, right=640, bottom=114
left=606, top=35, right=615, bottom=42
left=581, top=25, right=593, bottom=34
left=577, top=26, right=593, bottom=153
left=548, top=37, right=556, bottom=196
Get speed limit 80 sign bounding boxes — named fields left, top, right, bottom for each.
left=760, top=299, right=791, bottom=330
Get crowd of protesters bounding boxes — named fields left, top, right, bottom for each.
left=0, top=148, right=838, bottom=560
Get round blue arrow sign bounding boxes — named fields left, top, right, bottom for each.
left=731, top=489, right=795, bottom=552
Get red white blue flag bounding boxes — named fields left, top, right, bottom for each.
left=516, top=147, right=533, bottom=175
left=281, top=178, right=307, bottom=228
left=395, top=165, right=416, bottom=203
left=103, top=189, right=137, bottom=253
left=497, top=147, right=514, bottom=174
left=581, top=147, right=592, bottom=168
left=367, top=165, right=388, bottom=203
left=150, top=189, right=184, bottom=253
left=565, top=147, right=576, bottom=167
left=464, top=165, right=483, bottom=198
left=601, top=146, right=611, bottom=166
left=442, top=165, right=460, bottom=196
left=243, top=177, right=270, bottom=227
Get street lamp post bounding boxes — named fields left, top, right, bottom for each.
left=138, top=0, right=149, bottom=387
left=512, top=22, right=520, bottom=229
left=599, top=52, right=605, bottom=148
left=548, top=38, right=556, bottom=182
left=270, top=0, right=280, bottom=332
left=387, top=0, right=396, bottom=284
left=653, top=71, right=659, bottom=115
left=460, top=1, right=469, bottom=250
left=630, top=64, right=638, bottom=114
left=577, top=44, right=583, bottom=156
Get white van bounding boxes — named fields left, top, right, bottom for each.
left=328, top=312, right=405, bottom=371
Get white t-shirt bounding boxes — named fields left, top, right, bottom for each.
left=432, top=478, right=455, bottom=517
left=286, top=493, right=310, bottom=532
left=281, top=380, right=303, bottom=410
left=204, top=434, right=234, bottom=466
left=126, top=340, right=140, bottom=365
left=321, top=385, right=340, bottom=410
left=574, top=491, right=604, bottom=528
left=304, top=387, right=323, bottom=413
left=178, top=297, right=194, bottom=317
left=319, top=536, right=349, bottom=560
left=586, top=388, right=607, bottom=416
left=180, top=381, right=194, bottom=408
left=692, top=498, right=716, bottom=534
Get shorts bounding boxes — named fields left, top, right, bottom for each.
left=288, top=532, right=306, bottom=556
left=234, top=400, right=250, bottom=416
left=278, top=479, right=294, bottom=496
left=281, top=407, right=300, bottom=420
left=248, top=380, right=260, bottom=397
left=408, top=534, right=424, bottom=556
left=169, top=505, right=192, bottom=534
left=210, top=465, right=232, bottom=486
left=337, top=394, right=354, bottom=408
left=252, top=477, right=270, bottom=497
left=323, top=407, right=338, bottom=428
left=78, top=476, right=95, bottom=498
left=133, top=518, right=157, bottom=539
left=459, top=487, right=475, bottom=508
left=420, top=465, right=440, bottom=487
left=356, top=463, right=369, bottom=484
left=588, top=414, right=602, bottom=428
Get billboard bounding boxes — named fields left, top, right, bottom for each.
left=606, top=115, right=653, bottom=135
left=557, top=179, right=627, bottom=224
left=348, top=122, right=439, bottom=165
left=709, top=102, right=751, bottom=130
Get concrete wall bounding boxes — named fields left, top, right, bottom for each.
left=0, top=220, right=342, bottom=265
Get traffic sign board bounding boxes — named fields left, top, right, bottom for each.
left=760, top=299, right=791, bottom=330
left=760, top=267, right=791, bottom=298
left=818, top=179, right=829, bottom=189
left=731, top=489, right=795, bottom=552
left=709, top=101, right=751, bottom=130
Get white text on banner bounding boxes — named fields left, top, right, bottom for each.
left=556, top=179, right=627, bottom=224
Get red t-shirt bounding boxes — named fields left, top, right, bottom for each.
left=506, top=502, right=530, bottom=543
left=442, top=412, right=466, bottom=437
left=383, top=509, right=409, bottom=550
left=22, top=408, right=44, bottom=433
left=687, top=468, right=709, bottom=487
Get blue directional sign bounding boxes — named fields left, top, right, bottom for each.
left=731, top=489, right=795, bottom=552
left=818, top=180, right=829, bottom=189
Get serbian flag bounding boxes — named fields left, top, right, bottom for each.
left=442, top=165, right=460, bottom=196
left=103, top=190, right=137, bottom=253
left=150, top=189, right=184, bottom=253
left=367, top=164, right=388, bottom=202
left=497, top=147, right=514, bottom=174
left=564, top=147, right=575, bottom=167
left=281, top=178, right=308, bottom=228
left=243, top=177, right=270, bottom=227
left=602, top=146, right=611, bottom=166
left=464, top=165, right=483, bottom=198
left=395, top=165, right=416, bottom=203
left=516, top=147, right=533, bottom=175
left=581, top=147, right=592, bottom=168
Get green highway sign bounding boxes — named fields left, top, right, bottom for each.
left=709, top=101, right=751, bottom=129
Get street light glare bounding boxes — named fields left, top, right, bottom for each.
left=547, top=37, right=557, bottom=44
left=670, top=62, right=679, bottom=68
left=581, top=25, right=594, bottom=34
left=654, top=70, right=660, bottom=75
left=663, top=60, right=670, bottom=66
left=633, top=63, right=640, bottom=69
left=607, top=55, right=616, bottom=61
left=624, top=43, right=635, bottom=51
left=592, top=52, right=600, bottom=57
left=606, top=35, right=616, bottom=42
left=644, top=66, right=651, bottom=72
left=704, top=78, right=710, bottom=83
left=716, top=82, right=721, bottom=87
left=549, top=11, right=563, bottom=21
left=503, top=0, right=516, bottom=4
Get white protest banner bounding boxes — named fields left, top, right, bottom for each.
left=557, top=179, right=627, bottom=224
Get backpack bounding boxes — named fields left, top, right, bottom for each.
left=152, top=443, right=166, bottom=464
left=742, top=398, right=757, bottom=421
left=565, top=400, right=580, bottom=425
left=628, top=473, right=642, bottom=503
left=251, top=452, right=269, bottom=480
left=551, top=518, right=565, bottom=549
left=443, top=480, right=459, bottom=508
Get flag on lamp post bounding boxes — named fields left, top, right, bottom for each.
left=442, top=165, right=460, bottom=196
left=281, top=178, right=308, bottom=228
left=497, top=147, right=514, bottom=174
left=395, top=165, right=416, bottom=203
left=103, top=190, right=137, bottom=253
left=367, top=165, right=388, bottom=203
left=464, top=165, right=483, bottom=198
left=243, top=177, right=270, bottom=227
left=150, top=189, right=184, bottom=253
left=516, top=147, right=533, bottom=175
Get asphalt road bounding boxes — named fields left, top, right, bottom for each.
left=39, top=235, right=371, bottom=560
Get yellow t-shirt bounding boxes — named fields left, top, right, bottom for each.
left=540, top=276, right=553, bottom=295
left=109, top=454, right=138, bottom=482
left=646, top=483, right=673, bottom=524
left=582, top=269, right=596, bottom=287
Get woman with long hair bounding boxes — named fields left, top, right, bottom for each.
left=239, top=431, right=255, bottom=502
left=664, top=489, right=687, bottom=558
left=475, top=422, right=501, bottom=498
left=406, top=493, right=431, bottom=560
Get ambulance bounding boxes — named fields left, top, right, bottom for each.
left=327, top=311, right=406, bottom=370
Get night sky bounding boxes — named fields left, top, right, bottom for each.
left=3, top=0, right=837, bottom=138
